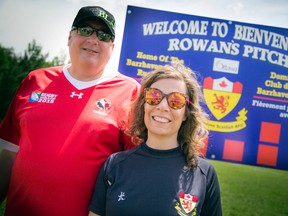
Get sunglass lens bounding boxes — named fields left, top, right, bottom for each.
left=97, top=31, right=111, bottom=42
left=168, top=93, right=186, bottom=109
left=78, top=27, right=93, bottom=37
left=145, top=89, right=162, bottom=105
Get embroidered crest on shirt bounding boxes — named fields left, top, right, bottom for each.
left=93, top=98, right=111, bottom=116
left=28, top=92, right=58, bottom=103
left=175, top=192, right=198, bottom=216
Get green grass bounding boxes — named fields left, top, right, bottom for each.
left=211, top=160, right=288, bottom=216
left=0, top=160, right=287, bottom=216
left=0, top=201, right=4, bottom=216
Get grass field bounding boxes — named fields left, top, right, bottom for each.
left=0, top=160, right=287, bottom=215
left=212, top=160, right=288, bottom=216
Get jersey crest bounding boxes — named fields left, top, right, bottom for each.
left=93, top=98, right=112, bottom=116
left=175, top=191, right=198, bottom=215
left=96, top=98, right=111, bottom=111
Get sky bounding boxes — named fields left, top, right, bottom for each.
left=0, top=0, right=287, bottom=70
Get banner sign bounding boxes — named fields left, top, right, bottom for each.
left=118, top=5, right=288, bottom=170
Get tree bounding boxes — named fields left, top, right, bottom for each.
left=0, top=40, right=66, bottom=120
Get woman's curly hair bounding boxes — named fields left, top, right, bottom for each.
left=129, top=61, right=210, bottom=169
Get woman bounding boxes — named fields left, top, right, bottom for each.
left=88, top=62, right=222, bottom=216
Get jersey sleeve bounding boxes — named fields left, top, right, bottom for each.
left=0, top=82, right=23, bottom=147
left=88, top=166, right=107, bottom=214
left=200, top=161, right=222, bottom=216
left=118, top=82, right=140, bottom=150
left=0, top=67, right=63, bottom=149
left=88, top=155, right=114, bottom=215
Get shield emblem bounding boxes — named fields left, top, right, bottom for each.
left=179, top=192, right=198, bottom=214
left=203, top=77, right=242, bottom=120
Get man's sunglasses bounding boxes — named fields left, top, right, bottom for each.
left=72, top=26, right=114, bottom=42
left=144, top=88, right=190, bottom=110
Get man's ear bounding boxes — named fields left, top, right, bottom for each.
left=67, top=32, right=72, bottom=46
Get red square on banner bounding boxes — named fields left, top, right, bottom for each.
left=223, top=140, right=244, bottom=162
left=257, top=144, right=278, bottom=167
left=199, top=138, right=208, bottom=157
left=259, top=122, right=281, bottom=144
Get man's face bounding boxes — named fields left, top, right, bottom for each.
left=68, top=20, right=114, bottom=77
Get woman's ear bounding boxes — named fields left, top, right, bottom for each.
left=183, top=115, right=187, bottom=122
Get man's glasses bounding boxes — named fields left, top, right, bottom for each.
left=144, top=88, right=190, bottom=110
left=72, top=26, right=114, bottom=42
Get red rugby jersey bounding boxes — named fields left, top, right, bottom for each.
left=0, top=66, right=140, bottom=216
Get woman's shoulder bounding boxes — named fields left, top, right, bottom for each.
left=103, top=145, right=141, bottom=173
left=196, top=156, right=217, bottom=177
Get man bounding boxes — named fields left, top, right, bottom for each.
left=0, top=6, right=139, bottom=216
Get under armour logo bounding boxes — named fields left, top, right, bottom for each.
left=70, top=92, right=83, bottom=99
left=118, top=192, right=125, bottom=201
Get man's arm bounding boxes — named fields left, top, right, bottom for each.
left=88, top=211, right=100, bottom=216
left=0, top=149, right=16, bottom=204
